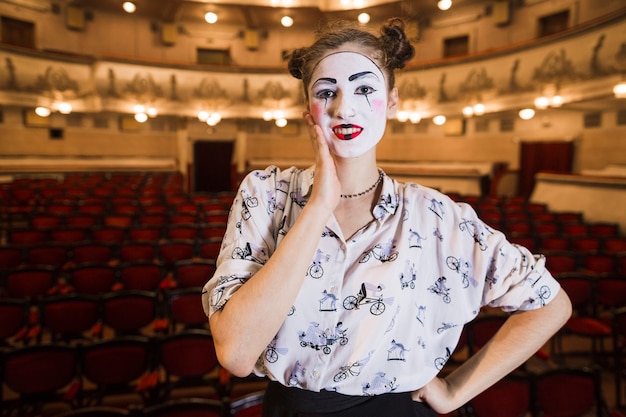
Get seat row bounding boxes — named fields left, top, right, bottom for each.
left=5, top=212, right=229, bottom=235
left=0, top=329, right=267, bottom=417
left=0, top=257, right=217, bottom=299
left=541, top=250, right=626, bottom=277
left=6, top=218, right=226, bottom=246
left=1, top=333, right=617, bottom=417
left=0, top=287, right=208, bottom=347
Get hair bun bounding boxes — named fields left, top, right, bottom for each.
left=380, top=18, right=415, bottom=70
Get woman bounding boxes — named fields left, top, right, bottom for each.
left=202, top=18, right=571, bottom=416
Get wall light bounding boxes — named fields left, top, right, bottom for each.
left=122, top=2, right=136, bottom=13
left=358, top=13, right=370, bottom=24
left=205, top=12, right=218, bottom=24
left=518, top=108, right=535, bottom=120
left=134, top=112, right=148, bottom=123
left=56, top=102, right=72, bottom=114
left=438, top=0, right=452, bottom=11
left=35, top=106, right=51, bottom=117
left=433, top=115, right=447, bottom=125
left=409, top=112, right=422, bottom=124
left=614, top=81, right=626, bottom=98
left=207, top=112, right=222, bottom=126
left=534, top=96, right=550, bottom=109
left=281, top=16, right=293, bottom=27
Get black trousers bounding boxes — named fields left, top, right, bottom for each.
left=261, top=381, right=437, bottom=417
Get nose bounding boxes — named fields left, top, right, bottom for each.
left=333, top=92, right=356, bottom=119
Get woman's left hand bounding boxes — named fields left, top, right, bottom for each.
left=411, top=377, right=458, bottom=415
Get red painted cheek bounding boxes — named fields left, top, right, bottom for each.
left=309, top=103, right=324, bottom=121
left=371, top=99, right=386, bottom=113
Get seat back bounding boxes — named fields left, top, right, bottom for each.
left=533, top=367, right=607, bottom=417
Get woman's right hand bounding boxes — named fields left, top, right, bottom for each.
left=303, top=111, right=341, bottom=213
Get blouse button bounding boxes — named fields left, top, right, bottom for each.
left=312, top=370, right=320, bottom=379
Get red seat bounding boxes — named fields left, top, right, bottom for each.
left=166, top=225, right=199, bottom=240
left=199, top=238, right=223, bottom=259
left=91, top=227, right=127, bottom=244
left=534, top=366, right=605, bottom=417
left=7, top=229, right=47, bottom=245
left=26, top=244, right=71, bottom=269
left=157, top=240, right=196, bottom=266
left=80, top=335, right=154, bottom=407
left=173, top=259, right=216, bottom=288
left=605, top=237, right=626, bottom=254
left=552, top=275, right=612, bottom=363
left=38, top=293, right=100, bottom=343
left=118, top=243, right=157, bottom=263
left=72, top=243, right=115, bottom=265
left=2, top=344, right=79, bottom=415
left=119, top=262, right=165, bottom=291
left=5, top=267, right=57, bottom=300
left=0, top=245, right=24, bottom=270
left=581, top=253, right=616, bottom=276
left=467, top=373, right=531, bottom=417
left=0, top=298, right=29, bottom=345
left=67, top=264, right=118, bottom=294
left=165, top=287, right=209, bottom=333
left=101, top=290, right=160, bottom=336
left=50, top=228, right=88, bottom=244
left=153, top=329, right=222, bottom=402
left=545, top=251, right=578, bottom=276
left=588, top=222, right=619, bottom=237
left=128, top=226, right=162, bottom=242
left=30, top=214, right=64, bottom=229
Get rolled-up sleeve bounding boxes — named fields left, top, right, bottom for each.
left=201, top=167, right=281, bottom=318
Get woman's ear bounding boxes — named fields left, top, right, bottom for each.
left=386, top=87, right=399, bottom=119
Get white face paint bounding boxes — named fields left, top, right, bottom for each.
left=307, top=51, right=397, bottom=159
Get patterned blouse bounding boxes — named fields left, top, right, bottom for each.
left=202, top=165, right=561, bottom=396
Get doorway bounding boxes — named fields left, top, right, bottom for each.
left=518, top=141, right=573, bottom=199
left=193, top=141, right=234, bottom=193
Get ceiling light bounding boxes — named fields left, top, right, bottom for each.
left=438, top=0, right=452, bottom=11
left=550, top=95, right=563, bottom=107
left=462, top=106, right=473, bottom=117
left=433, top=115, right=446, bottom=125
left=275, top=118, right=288, bottom=127
left=147, top=107, right=158, bottom=118
left=473, top=103, right=485, bottom=115
left=198, top=111, right=209, bottom=122
left=35, top=106, right=51, bottom=117
left=205, top=12, right=218, bottom=24
left=281, top=16, right=293, bottom=28
left=207, top=113, right=222, bottom=126
left=613, top=81, right=626, bottom=98
left=122, top=2, right=136, bottom=13
left=397, top=111, right=409, bottom=122
left=134, top=112, right=148, bottom=123
left=519, top=108, right=535, bottom=120
left=534, top=96, right=549, bottom=109
left=57, top=102, right=72, bottom=114
left=358, top=13, right=370, bottom=24
left=409, top=112, right=422, bottom=124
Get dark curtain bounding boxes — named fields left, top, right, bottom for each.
left=518, top=141, right=574, bottom=199
left=193, top=141, right=234, bottom=192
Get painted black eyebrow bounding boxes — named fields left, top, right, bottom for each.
left=312, top=77, right=337, bottom=86
left=349, top=71, right=378, bottom=81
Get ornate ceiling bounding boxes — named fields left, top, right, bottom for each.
left=49, top=0, right=489, bottom=30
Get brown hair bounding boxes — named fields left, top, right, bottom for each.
left=288, top=18, right=415, bottom=100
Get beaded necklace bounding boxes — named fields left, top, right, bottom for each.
left=340, top=169, right=384, bottom=199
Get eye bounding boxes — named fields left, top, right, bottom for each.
left=356, top=86, right=376, bottom=95
left=314, top=89, right=336, bottom=99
